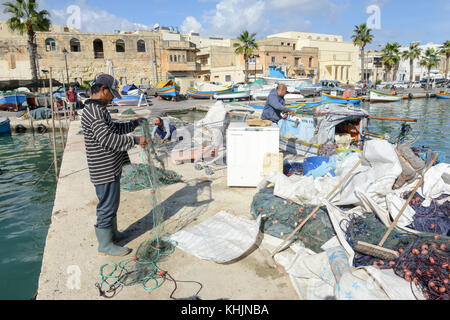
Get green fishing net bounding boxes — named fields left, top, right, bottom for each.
left=96, top=120, right=182, bottom=297
left=251, top=188, right=336, bottom=253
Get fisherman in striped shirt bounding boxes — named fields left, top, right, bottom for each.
left=81, top=74, right=149, bottom=257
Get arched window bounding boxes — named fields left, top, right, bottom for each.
left=178, top=55, right=181, bottom=63
left=174, top=55, right=177, bottom=62
left=93, top=39, right=104, bottom=59
left=45, top=38, right=57, bottom=52
left=70, top=38, right=81, bottom=52
left=170, top=55, right=173, bottom=62
left=116, top=39, right=125, bottom=52
left=137, top=40, right=146, bottom=52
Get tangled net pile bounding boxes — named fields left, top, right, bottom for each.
left=251, top=189, right=336, bottom=253
left=402, top=191, right=449, bottom=236
left=343, top=213, right=449, bottom=300
left=96, top=120, right=182, bottom=297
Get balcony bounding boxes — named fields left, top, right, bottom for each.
left=167, top=61, right=199, bottom=72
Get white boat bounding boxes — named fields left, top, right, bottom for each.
left=214, top=91, right=251, bottom=101
left=262, top=77, right=313, bottom=88
left=369, top=90, right=403, bottom=102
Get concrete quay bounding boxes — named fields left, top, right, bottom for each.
left=36, top=101, right=296, bottom=300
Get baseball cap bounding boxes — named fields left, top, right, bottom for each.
left=93, top=73, right=122, bottom=99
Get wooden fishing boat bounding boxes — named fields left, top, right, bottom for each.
left=435, top=92, right=450, bottom=99
left=369, top=90, right=403, bottom=102
left=156, top=80, right=180, bottom=98
left=214, top=90, right=250, bottom=101
left=0, top=93, right=27, bottom=111
left=321, top=92, right=363, bottom=105
left=0, top=118, right=11, bottom=134
left=187, top=86, right=233, bottom=99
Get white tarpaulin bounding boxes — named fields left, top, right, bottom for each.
left=271, top=202, right=424, bottom=300
left=165, top=211, right=261, bottom=263
left=258, top=140, right=402, bottom=207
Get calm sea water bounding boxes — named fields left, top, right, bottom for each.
left=0, top=130, right=64, bottom=300
left=0, top=98, right=448, bottom=300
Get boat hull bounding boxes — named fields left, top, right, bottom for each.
left=0, top=94, right=27, bottom=111
left=369, top=90, right=403, bottom=102
left=187, top=87, right=233, bottom=99
left=156, top=84, right=180, bottom=97
left=214, top=91, right=250, bottom=100
left=0, top=119, right=11, bottom=134
left=321, top=93, right=362, bottom=104
left=436, top=93, right=450, bottom=99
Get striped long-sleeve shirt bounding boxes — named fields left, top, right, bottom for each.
left=81, top=99, right=140, bottom=185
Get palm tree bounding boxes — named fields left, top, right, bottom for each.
left=440, top=40, right=450, bottom=81
left=420, top=48, right=440, bottom=90
left=3, top=0, right=51, bottom=92
left=351, top=23, right=374, bottom=82
left=234, top=30, right=258, bottom=83
left=401, top=42, right=422, bottom=87
left=381, top=42, right=401, bottom=81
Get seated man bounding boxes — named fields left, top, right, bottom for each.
left=151, top=117, right=177, bottom=143
left=261, top=84, right=294, bottom=123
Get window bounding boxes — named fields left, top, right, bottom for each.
left=174, top=55, right=177, bottom=62
left=283, top=57, right=287, bottom=63
left=93, top=39, right=104, bottom=59
left=178, top=55, right=181, bottom=63
left=225, top=75, right=231, bottom=82
left=64, top=27, right=69, bottom=32
left=281, top=42, right=284, bottom=46
left=183, top=55, right=186, bottom=63
left=294, top=57, right=299, bottom=67
left=45, top=38, right=57, bottom=52
left=137, top=40, right=146, bottom=52
left=120, top=77, right=127, bottom=85
left=309, top=56, right=313, bottom=68
left=116, top=39, right=125, bottom=52
left=287, top=43, right=290, bottom=46
left=271, top=56, right=275, bottom=63
left=70, top=38, right=81, bottom=52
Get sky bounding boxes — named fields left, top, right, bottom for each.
left=1, top=0, right=449, bottom=49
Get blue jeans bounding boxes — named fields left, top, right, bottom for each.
left=94, top=174, right=121, bottom=229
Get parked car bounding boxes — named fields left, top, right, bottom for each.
left=421, top=78, right=446, bottom=88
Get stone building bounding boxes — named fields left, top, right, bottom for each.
left=268, top=31, right=360, bottom=83
left=254, top=37, right=319, bottom=81
left=0, top=22, right=203, bottom=93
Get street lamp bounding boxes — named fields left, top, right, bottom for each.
left=62, top=48, right=69, bottom=87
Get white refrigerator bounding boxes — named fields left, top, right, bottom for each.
left=227, top=122, right=280, bottom=187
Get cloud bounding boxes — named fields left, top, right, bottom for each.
left=181, top=16, right=203, bottom=34
left=49, top=0, right=153, bottom=33
left=201, top=0, right=268, bottom=38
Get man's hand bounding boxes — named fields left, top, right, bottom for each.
left=136, top=118, right=148, bottom=126
left=161, top=139, right=166, bottom=144
left=139, top=136, right=150, bottom=148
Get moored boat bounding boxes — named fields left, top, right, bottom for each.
left=156, top=80, right=181, bottom=98
left=321, top=92, right=363, bottom=105
left=187, top=83, right=233, bottom=99
left=0, top=118, right=11, bottom=134
left=435, top=92, right=450, bottom=99
left=214, top=91, right=251, bottom=101
left=0, top=92, right=27, bottom=111
left=369, top=90, right=403, bottom=102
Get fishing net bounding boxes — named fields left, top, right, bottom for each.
left=96, top=119, right=183, bottom=297
left=343, top=212, right=449, bottom=300
left=251, top=188, right=336, bottom=253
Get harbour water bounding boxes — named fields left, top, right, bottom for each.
left=0, top=98, right=448, bottom=299
left=0, top=131, right=64, bottom=299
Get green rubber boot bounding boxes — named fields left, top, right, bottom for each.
left=111, top=217, right=131, bottom=243
left=94, top=227, right=132, bottom=257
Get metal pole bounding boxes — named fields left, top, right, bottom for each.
left=49, top=68, right=59, bottom=182
left=64, top=52, right=70, bottom=86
